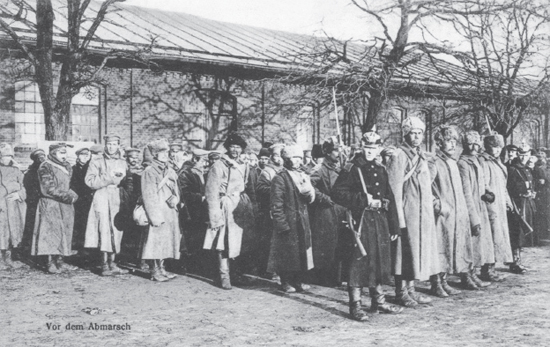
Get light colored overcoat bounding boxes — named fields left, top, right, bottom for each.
left=0, top=161, right=26, bottom=250
left=84, top=153, right=128, bottom=253
left=386, top=143, right=440, bottom=281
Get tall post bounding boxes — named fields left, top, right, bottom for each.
left=261, top=82, right=265, bottom=145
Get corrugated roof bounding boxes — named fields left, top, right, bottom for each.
left=0, top=0, right=533, bottom=96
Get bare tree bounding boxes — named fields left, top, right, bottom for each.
left=0, top=0, right=156, bottom=140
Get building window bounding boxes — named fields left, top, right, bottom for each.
left=14, top=81, right=100, bottom=143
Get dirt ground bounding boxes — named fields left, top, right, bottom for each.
left=2, top=244, right=550, bottom=347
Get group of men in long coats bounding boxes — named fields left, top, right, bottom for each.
left=0, top=112, right=545, bottom=323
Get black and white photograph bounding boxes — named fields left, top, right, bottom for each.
left=1, top=0, right=549, bottom=345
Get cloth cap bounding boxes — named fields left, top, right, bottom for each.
left=223, top=133, right=247, bottom=150
left=402, top=116, right=425, bottom=136
left=258, top=148, right=270, bottom=158
left=518, top=142, right=531, bottom=155
left=281, top=144, right=304, bottom=159
left=30, top=148, right=46, bottom=160
left=361, top=126, right=382, bottom=146
left=483, top=133, right=505, bottom=148
left=75, top=147, right=90, bottom=156
left=462, top=131, right=481, bottom=146
left=125, top=147, right=141, bottom=156
left=90, top=144, right=103, bottom=154
left=49, top=142, right=73, bottom=153
left=268, top=143, right=285, bottom=156
left=505, top=144, right=519, bottom=152
left=104, top=135, right=121, bottom=143
left=147, top=139, right=169, bottom=156
left=208, top=151, right=222, bottom=160
left=192, top=148, right=210, bottom=157
left=0, top=143, right=14, bottom=157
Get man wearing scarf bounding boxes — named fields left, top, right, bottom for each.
left=141, top=139, right=181, bottom=282
left=204, top=133, right=256, bottom=289
left=168, top=142, right=186, bottom=173
left=0, top=143, right=26, bottom=270
left=84, top=135, right=129, bottom=276
left=429, top=126, right=481, bottom=296
left=256, top=143, right=285, bottom=277
left=506, top=142, right=536, bottom=273
left=22, top=149, right=46, bottom=255
left=458, top=131, right=499, bottom=283
left=309, top=136, right=347, bottom=286
left=70, top=147, right=92, bottom=254
left=478, top=134, right=514, bottom=276
left=31, top=143, right=79, bottom=274
left=386, top=117, right=439, bottom=307
left=332, top=129, right=403, bottom=321
left=268, top=144, right=316, bottom=293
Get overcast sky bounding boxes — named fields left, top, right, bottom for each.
left=125, top=0, right=385, bottom=40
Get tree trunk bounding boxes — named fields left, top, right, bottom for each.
left=363, top=90, right=384, bottom=133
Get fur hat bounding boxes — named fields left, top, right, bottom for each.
left=402, top=117, right=425, bottom=136
left=268, top=143, right=285, bottom=156
left=258, top=148, right=270, bottom=158
left=322, top=136, right=339, bottom=154
left=434, top=125, right=459, bottom=145
left=0, top=143, right=14, bottom=157
left=147, top=139, right=169, bottom=156
left=462, top=131, right=481, bottom=146
left=483, top=133, right=505, bottom=148
left=223, top=133, right=247, bottom=150
left=281, top=144, right=304, bottom=159
left=311, top=144, right=324, bottom=159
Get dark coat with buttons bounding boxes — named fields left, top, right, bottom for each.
left=507, top=158, right=536, bottom=248
left=332, top=156, right=399, bottom=287
left=309, top=160, right=347, bottom=270
left=268, top=169, right=314, bottom=273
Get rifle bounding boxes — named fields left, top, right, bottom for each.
left=508, top=193, right=534, bottom=235
left=346, top=210, right=368, bottom=259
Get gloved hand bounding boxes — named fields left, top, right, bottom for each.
left=391, top=235, right=399, bottom=241
left=472, top=224, right=481, bottom=237
left=481, top=190, right=495, bottom=203
left=433, top=199, right=442, bottom=215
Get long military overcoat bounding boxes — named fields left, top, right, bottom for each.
left=507, top=159, right=536, bottom=248
left=386, top=143, right=440, bottom=281
left=309, top=160, right=347, bottom=270
left=267, top=169, right=314, bottom=273
left=204, top=155, right=256, bottom=258
left=84, top=153, right=128, bottom=253
left=458, top=154, right=495, bottom=267
left=70, top=161, right=94, bottom=250
left=332, top=157, right=400, bottom=287
left=141, top=160, right=181, bottom=260
left=32, top=159, right=78, bottom=256
left=430, top=150, right=473, bottom=274
left=0, top=160, right=26, bottom=250
left=478, top=153, right=513, bottom=263
left=178, top=161, right=207, bottom=254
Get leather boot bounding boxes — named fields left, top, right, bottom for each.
left=47, top=256, right=60, bottom=274
left=159, top=259, right=177, bottom=280
left=348, top=287, right=369, bottom=321
left=218, top=253, right=232, bottom=290
left=0, top=251, right=9, bottom=270
left=480, top=264, right=503, bottom=282
left=100, top=252, right=114, bottom=276
left=279, top=272, right=297, bottom=293
left=394, top=276, right=418, bottom=308
left=369, top=285, right=403, bottom=314
left=510, top=248, right=527, bottom=274
left=429, top=274, right=448, bottom=298
left=489, top=264, right=505, bottom=281
left=440, top=273, right=461, bottom=295
left=108, top=253, right=129, bottom=275
left=460, top=272, right=479, bottom=290
left=139, top=260, right=150, bottom=271
left=407, top=281, right=432, bottom=304
left=3, top=250, right=14, bottom=269
left=151, top=260, right=169, bottom=282
left=56, top=256, right=78, bottom=272
left=470, top=268, right=491, bottom=287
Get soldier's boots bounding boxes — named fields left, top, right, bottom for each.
left=470, top=271, right=491, bottom=288
left=2, top=250, right=15, bottom=269
left=151, top=265, right=169, bottom=282
left=108, top=257, right=129, bottom=275
left=395, top=279, right=418, bottom=308
left=429, top=274, right=448, bottom=298
left=369, top=291, right=403, bottom=314
left=348, top=287, right=369, bottom=321
left=218, top=257, right=232, bottom=290
left=47, top=256, right=60, bottom=274
left=159, top=260, right=177, bottom=280
left=510, top=249, right=527, bottom=274
left=100, top=263, right=114, bottom=277
left=279, top=282, right=297, bottom=293
left=56, top=256, right=78, bottom=272
left=407, top=283, right=432, bottom=304
left=460, top=272, right=480, bottom=290
left=440, top=273, right=462, bottom=295
left=0, top=251, right=11, bottom=270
